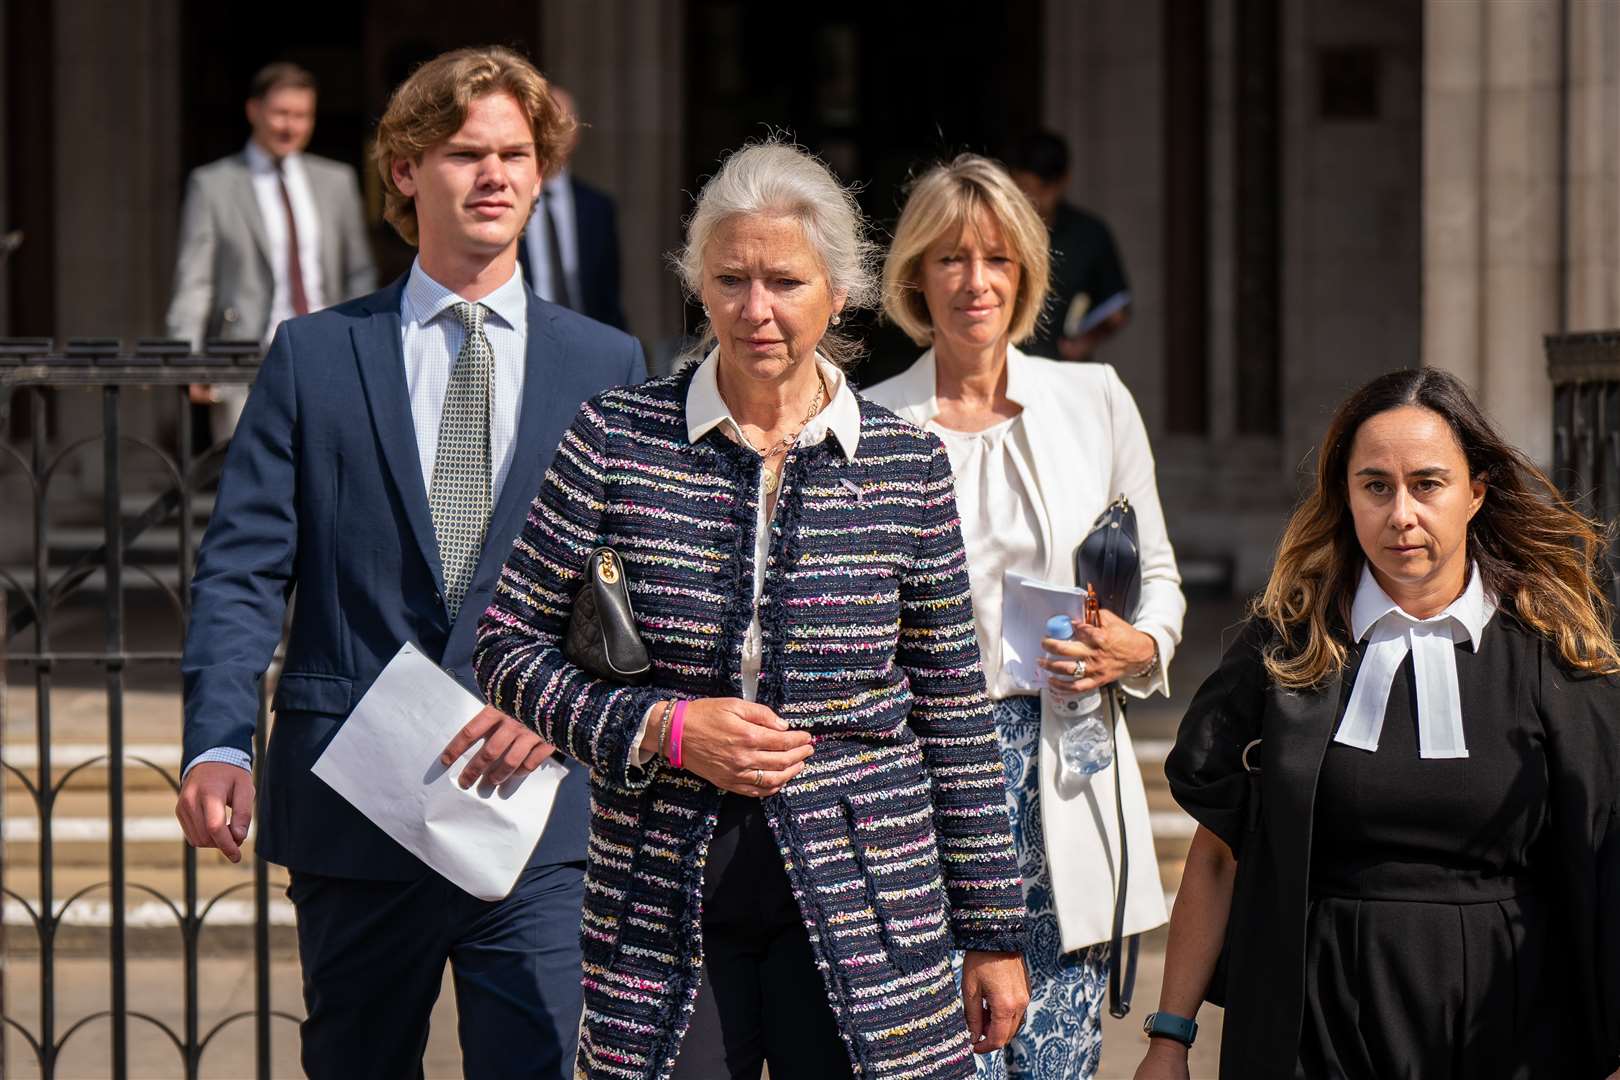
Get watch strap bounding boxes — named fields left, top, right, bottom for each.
left=1143, top=1010, right=1198, bottom=1047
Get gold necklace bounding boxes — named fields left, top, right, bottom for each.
left=744, top=377, right=826, bottom=496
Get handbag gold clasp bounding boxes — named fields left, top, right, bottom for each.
left=597, top=550, right=620, bottom=584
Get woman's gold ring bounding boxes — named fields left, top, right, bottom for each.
left=754, top=768, right=764, bottom=789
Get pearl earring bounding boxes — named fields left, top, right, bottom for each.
left=830, top=314, right=842, bottom=327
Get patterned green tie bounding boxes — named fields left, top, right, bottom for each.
left=429, top=302, right=495, bottom=619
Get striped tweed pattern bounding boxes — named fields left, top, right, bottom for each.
left=475, top=369, right=1027, bottom=1080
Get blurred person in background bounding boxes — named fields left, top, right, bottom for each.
left=517, top=84, right=628, bottom=331
left=475, top=140, right=1029, bottom=1079
left=1005, top=131, right=1130, bottom=363
left=866, top=154, right=1184, bottom=1080
left=1142, top=368, right=1620, bottom=1079
left=166, top=61, right=376, bottom=435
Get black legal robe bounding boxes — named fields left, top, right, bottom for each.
left=1167, top=611, right=1620, bottom=1079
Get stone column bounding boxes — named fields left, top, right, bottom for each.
left=540, top=0, right=686, bottom=357
left=1041, top=0, right=1167, bottom=433
left=1423, top=0, right=1562, bottom=465
left=1422, top=0, right=1485, bottom=392
left=0, top=1, right=10, bottom=336
left=53, top=0, right=181, bottom=340
left=49, top=0, right=182, bottom=491
left=1206, top=0, right=1239, bottom=446
left=1566, top=0, right=1620, bottom=330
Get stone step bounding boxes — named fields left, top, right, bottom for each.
left=2, top=818, right=260, bottom=870
left=3, top=743, right=187, bottom=793
left=4, top=813, right=189, bottom=844
left=3, top=854, right=296, bottom=955
left=4, top=893, right=295, bottom=931
left=1148, top=807, right=1195, bottom=840
left=1, top=737, right=1198, bottom=930
left=0, top=563, right=184, bottom=593
left=5, top=772, right=256, bottom=868
left=4, top=812, right=1189, bottom=869
left=4, top=858, right=291, bottom=925
left=45, top=524, right=196, bottom=557
left=4, top=853, right=269, bottom=897
left=1134, top=737, right=1171, bottom=767
left=119, top=491, right=216, bottom=520
left=2, top=493, right=214, bottom=596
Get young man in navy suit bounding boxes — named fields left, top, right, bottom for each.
left=174, top=47, right=644, bottom=1079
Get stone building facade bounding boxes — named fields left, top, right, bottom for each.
left=2, top=0, right=1615, bottom=589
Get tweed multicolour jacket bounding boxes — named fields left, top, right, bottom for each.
left=475, top=367, right=1027, bottom=1080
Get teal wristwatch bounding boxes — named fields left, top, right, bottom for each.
left=1143, top=1011, right=1198, bottom=1047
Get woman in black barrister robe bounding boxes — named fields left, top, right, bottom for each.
left=1133, top=368, right=1620, bottom=1080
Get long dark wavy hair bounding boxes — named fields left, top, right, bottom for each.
left=1254, top=367, right=1620, bottom=688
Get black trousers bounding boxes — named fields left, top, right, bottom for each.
left=286, top=860, right=585, bottom=1080
left=671, top=794, right=854, bottom=1080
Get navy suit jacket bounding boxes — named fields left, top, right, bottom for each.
left=180, top=276, right=647, bottom=880
left=571, top=178, right=627, bottom=332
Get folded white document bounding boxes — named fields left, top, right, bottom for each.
left=1001, top=571, right=1093, bottom=692
left=310, top=642, right=566, bottom=901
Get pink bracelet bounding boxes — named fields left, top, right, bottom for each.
left=668, top=700, right=688, bottom=768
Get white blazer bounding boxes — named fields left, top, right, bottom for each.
left=865, top=346, right=1184, bottom=951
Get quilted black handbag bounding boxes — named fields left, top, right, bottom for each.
left=1072, top=494, right=1145, bottom=1019
left=1073, top=495, right=1141, bottom=620
left=564, top=546, right=652, bottom=685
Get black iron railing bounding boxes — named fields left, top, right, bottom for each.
left=1548, top=330, right=1620, bottom=623
left=0, top=338, right=296, bottom=1078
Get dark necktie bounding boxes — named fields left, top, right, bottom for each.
left=544, top=187, right=574, bottom=310
left=429, top=302, right=495, bottom=618
left=276, top=161, right=310, bottom=316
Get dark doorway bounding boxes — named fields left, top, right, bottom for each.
left=5, top=0, right=56, bottom=341
left=684, top=1, right=1043, bottom=386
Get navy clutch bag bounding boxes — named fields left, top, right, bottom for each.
left=1073, top=495, right=1142, bottom=619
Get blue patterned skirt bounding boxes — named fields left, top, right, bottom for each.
left=957, top=694, right=1110, bottom=1080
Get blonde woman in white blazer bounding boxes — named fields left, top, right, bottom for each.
left=865, top=155, right=1185, bottom=1080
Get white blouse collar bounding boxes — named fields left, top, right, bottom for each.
left=685, top=349, right=860, bottom=461
left=1336, top=563, right=1497, bottom=760
left=1349, top=561, right=1495, bottom=651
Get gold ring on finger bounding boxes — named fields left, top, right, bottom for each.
left=754, top=768, right=764, bottom=789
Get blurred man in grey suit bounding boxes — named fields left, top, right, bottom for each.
left=167, top=62, right=376, bottom=433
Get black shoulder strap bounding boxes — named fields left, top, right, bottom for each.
left=1107, top=686, right=1139, bottom=1018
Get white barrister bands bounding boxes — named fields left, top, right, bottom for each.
left=1336, top=563, right=1496, bottom=760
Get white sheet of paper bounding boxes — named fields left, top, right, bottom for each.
left=310, top=642, right=565, bottom=901
left=1001, top=571, right=1092, bottom=692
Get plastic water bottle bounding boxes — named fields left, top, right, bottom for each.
left=1044, top=614, right=1113, bottom=776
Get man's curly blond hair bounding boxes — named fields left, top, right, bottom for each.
left=372, top=46, right=574, bottom=246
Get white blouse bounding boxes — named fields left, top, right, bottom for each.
left=928, top=414, right=1046, bottom=700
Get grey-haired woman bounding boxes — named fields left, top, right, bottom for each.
left=476, top=141, right=1029, bottom=1079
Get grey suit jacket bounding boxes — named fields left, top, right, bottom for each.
left=165, top=151, right=377, bottom=347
